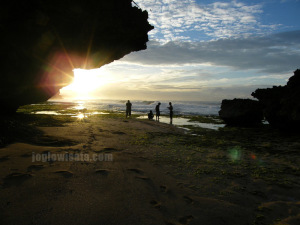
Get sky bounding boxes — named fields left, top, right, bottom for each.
left=60, top=0, right=300, bottom=101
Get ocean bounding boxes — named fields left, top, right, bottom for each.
left=48, top=99, right=221, bottom=116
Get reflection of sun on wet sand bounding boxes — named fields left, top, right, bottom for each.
left=0, top=114, right=300, bottom=225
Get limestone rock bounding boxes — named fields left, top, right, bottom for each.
left=219, top=98, right=263, bottom=126
left=252, top=69, right=300, bottom=130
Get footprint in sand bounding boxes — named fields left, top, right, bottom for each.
left=54, top=170, right=73, bottom=178
left=112, top=131, right=126, bottom=135
left=160, top=185, right=167, bottom=193
left=21, top=153, right=32, bottom=158
left=178, top=215, right=194, bottom=225
left=165, top=221, right=177, bottom=225
left=159, top=185, right=175, bottom=197
left=0, top=156, right=9, bottom=162
left=95, top=169, right=110, bottom=175
left=27, top=164, right=45, bottom=172
left=2, top=173, right=32, bottom=188
left=72, top=149, right=81, bottom=153
left=249, top=190, right=267, bottom=198
left=183, top=196, right=194, bottom=204
left=127, top=168, right=144, bottom=174
left=150, top=200, right=161, bottom=209
left=165, top=215, right=194, bottom=225
left=135, top=176, right=150, bottom=181
left=102, top=147, right=119, bottom=153
left=128, top=168, right=155, bottom=184
left=93, top=147, right=119, bottom=153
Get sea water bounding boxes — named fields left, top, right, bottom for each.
left=37, top=99, right=225, bottom=130
left=54, top=99, right=221, bottom=116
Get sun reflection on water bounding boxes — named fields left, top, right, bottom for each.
left=76, top=113, right=85, bottom=119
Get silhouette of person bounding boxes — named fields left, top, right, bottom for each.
left=126, top=100, right=132, bottom=118
left=148, top=110, right=154, bottom=120
left=168, top=102, right=173, bottom=124
left=155, top=102, right=161, bottom=121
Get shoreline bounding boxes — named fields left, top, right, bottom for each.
left=16, top=100, right=226, bottom=134
left=18, top=100, right=222, bottom=117
left=0, top=114, right=300, bottom=224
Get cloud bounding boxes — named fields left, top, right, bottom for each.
left=135, top=0, right=278, bottom=41
left=93, top=80, right=273, bottom=101
left=98, top=59, right=290, bottom=99
left=121, top=30, right=300, bottom=74
left=280, top=0, right=299, bottom=3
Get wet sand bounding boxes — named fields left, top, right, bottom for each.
left=0, top=116, right=300, bottom=225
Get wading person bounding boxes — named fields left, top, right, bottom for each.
left=126, top=100, right=132, bottom=118
left=168, top=102, right=173, bottom=124
left=155, top=102, right=161, bottom=121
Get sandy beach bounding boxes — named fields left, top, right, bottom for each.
left=0, top=115, right=300, bottom=225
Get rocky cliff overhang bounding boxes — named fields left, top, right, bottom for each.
left=0, top=0, right=153, bottom=113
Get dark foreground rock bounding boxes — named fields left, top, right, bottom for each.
left=252, top=69, right=300, bottom=130
left=219, top=99, right=263, bottom=126
left=0, top=0, right=153, bottom=114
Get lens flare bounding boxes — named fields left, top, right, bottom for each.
left=250, top=153, right=257, bottom=160
left=228, top=146, right=242, bottom=162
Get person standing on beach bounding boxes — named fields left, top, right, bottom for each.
left=168, top=102, right=173, bottom=124
left=126, top=100, right=132, bottom=118
left=155, top=102, right=161, bottom=121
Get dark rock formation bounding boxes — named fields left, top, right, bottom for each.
left=219, top=99, right=263, bottom=126
left=0, top=0, right=153, bottom=114
left=252, top=69, right=300, bottom=130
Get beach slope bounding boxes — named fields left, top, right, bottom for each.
left=0, top=116, right=300, bottom=225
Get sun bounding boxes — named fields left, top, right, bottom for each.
left=60, top=68, right=112, bottom=100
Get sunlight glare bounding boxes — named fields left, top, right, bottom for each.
left=60, top=67, right=113, bottom=100
left=77, top=113, right=85, bottom=119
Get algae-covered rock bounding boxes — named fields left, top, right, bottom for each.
left=219, top=98, right=263, bottom=126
